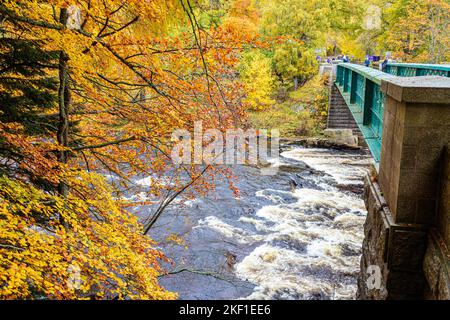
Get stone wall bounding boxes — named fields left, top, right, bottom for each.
left=359, top=170, right=450, bottom=300
left=357, top=175, right=428, bottom=299
left=357, top=175, right=389, bottom=299
left=423, top=144, right=450, bottom=299
left=358, top=76, right=450, bottom=300
left=437, top=144, right=450, bottom=252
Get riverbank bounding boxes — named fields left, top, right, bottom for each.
left=248, top=75, right=329, bottom=138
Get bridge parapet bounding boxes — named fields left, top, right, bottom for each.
left=384, top=63, right=450, bottom=78
left=379, top=76, right=450, bottom=226
left=355, top=73, right=450, bottom=299
left=334, top=63, right=450, bottom=163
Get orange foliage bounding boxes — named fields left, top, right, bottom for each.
left=0, top=0, right=253, bottom=299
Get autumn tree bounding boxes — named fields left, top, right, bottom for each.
left=256, top=0, right=365, bottom=89
left=272, top=41, right=318, bottom=90
left=0, top=0, right=250, bottom=299
left=378, top=0, right=450, bottom=63
left=239, top=50, right=275, bottom=110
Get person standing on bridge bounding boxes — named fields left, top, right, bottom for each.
left=380, top=57, right=389, bottom=71
left=364, top=56, right=371, bottom=67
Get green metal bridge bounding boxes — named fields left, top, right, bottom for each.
left=334, top=62, right=450, bottom=163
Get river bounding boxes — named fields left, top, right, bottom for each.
left=134, top=145, right=373, bottom=300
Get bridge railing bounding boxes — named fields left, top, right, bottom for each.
left=335, top=63, right=395, bottom=162
left=384, top=63, right=450, bottom=77
left=335, top=62, right=450, bottom=163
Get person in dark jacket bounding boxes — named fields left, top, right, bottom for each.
left=381, top=57, right=389, bottom=71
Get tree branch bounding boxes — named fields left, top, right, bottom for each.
left=72, top=136, right=137, bottom=151
left=0, top=5, right=176, bottom=103
left=159, top=268, right=234, bottom=284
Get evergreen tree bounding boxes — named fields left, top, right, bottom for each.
left=0, top=19, right=59, bottom=189
left=0, top=24, right=58, bottom=135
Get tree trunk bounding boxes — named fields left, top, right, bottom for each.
left=57, top=8, right=70, bottom=226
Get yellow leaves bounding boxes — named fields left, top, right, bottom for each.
left=166, top=233, right=188, bottom=248
left=381, top=0, right=450, bottom=63
left=0, top=175, right=175, bottom=299
left=239, top=50, right=275, bottom=111
left=1, top=0, right=254, bottom=301
left=335, top=35, right=365, bottom=61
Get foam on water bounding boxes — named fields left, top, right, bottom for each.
left=237, top=148, right=370, bottom=299
left=282, top=148, right=372, bottom=185
left=194, top=147, right=372, bottom=299
left=235, top=244, right=356, bottom=299
left=197, top=216, right=265, bottom=244
left=148, top=146, right=372, bottom=299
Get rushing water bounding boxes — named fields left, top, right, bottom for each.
left=135, top=145, right=373, bottom=300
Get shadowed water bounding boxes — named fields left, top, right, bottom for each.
left=133, top=146, right=372, bottom=300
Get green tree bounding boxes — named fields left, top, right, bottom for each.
left=257, top=0, right=365, bottom=88
left=379, top=0, right=450, bottom=63
left=259, top=0, right=330, bottom=46
left=272, top=41, right=318, bottom=90
left=0, top=19, right=62, bottom=192
left=0, top=26, right=58, bottom=136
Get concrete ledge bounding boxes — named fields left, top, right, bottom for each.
left=381, top=76, right=450, bottom=104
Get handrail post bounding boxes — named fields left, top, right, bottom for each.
left=350, top=71, right=357, bottom=103
left=343, top=68, right=350, bottom=92
left=362, top=79, right=372, bottom=125
left=336, top=65, right=343, bottom=86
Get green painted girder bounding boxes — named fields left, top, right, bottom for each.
left=385, top=63, right=450, bottom=77
left=334, top=62, right=450, bottom=164
left=386, top=62, right=450, bottom=72
left=335, top=83, right=381, bottom=163
left=336, top=63, right=396, bottom=85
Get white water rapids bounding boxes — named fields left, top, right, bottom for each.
left=232, top=148, right=371, bottom=299
left=138, top=146, right=373, bottom=300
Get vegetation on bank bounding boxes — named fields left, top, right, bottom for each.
left=243, top=0, right=450, bottom=137
left=248, top=74, right=329, bottom=137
